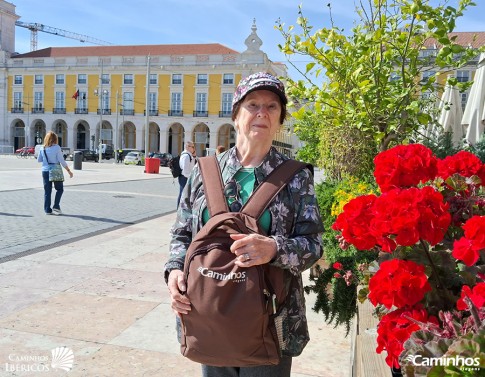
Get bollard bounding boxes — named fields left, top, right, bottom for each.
left=73, top=151, right=83, bottom=170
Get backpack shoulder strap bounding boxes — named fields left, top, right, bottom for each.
left=198, top=156, right=229, bottom=216
left=181, top=151, right=192, bottom=162
left=242, top=160, right=310, bottom=219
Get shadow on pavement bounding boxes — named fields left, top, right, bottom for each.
left=59, top=214, right=134, bottom=225
left=0, top=212, right=32, bottom=218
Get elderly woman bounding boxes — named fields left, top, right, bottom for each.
left=164, top=72, right=324, bottom=377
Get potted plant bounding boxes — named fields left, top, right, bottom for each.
left=331, top=144, right=485, bottom=376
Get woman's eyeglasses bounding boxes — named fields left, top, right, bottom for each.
left=223, top=180, right=243, bottom=212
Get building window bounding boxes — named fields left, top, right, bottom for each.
left=419, top=49, right=437, bottom=58
left=223, top=73, right=234, bottom=84
left=54, top=92, right=65, bottom=113
left=55, top=92, right=65, bottom=107
left=456, top=70, right=470, bottom=83
left=102, top=73, right=110, bottom=85
left=149, top=74, right=157, bottom=85
left=55, top=74, right=64, bottom=84
left=124, top=74, right=133, bottom=85
left=172, top=74, right=182, bottom=85
left=76, top=91, right=87, bottom=110
left=78, top=74, right=87, bottom=84
left=149, top=92, right=157, bottom=111
left=101, top=90, right=109, bottom=110
left=34, top=74, right=43, bottom=85
left=123, top=92, right=134, bottom=110
left=195, top=92, right=208, bottom=116
left=34, top=92, right=43, bottom=110
left=171, top=92, right=182, bottom=112
left=461, top=92, right=468, bottom=111
left=421, top=71, right=436, bottom=83
left=221, top=93, right=232, bottom=116
left=13, top=92, right=22, bottom=109
left=197, top=74, right=208, bottom=85
left=14, top=75, right=22, bottom=85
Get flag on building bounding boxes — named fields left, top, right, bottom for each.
left=72, top=89, right=79, bottom=100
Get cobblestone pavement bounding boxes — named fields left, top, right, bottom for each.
left=0, top=156, right=179, bottom=262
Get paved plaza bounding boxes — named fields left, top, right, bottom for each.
left=0, top=155, right=352, bottom=376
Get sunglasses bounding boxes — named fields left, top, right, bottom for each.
left=223, top=180, right=243, bottom=212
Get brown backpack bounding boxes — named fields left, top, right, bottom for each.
left=180, top=156, right=308, bottom=367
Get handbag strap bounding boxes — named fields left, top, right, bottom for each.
left=43, top=148, right=51, bottom=164
left=198, top=156, right=310, bottom=219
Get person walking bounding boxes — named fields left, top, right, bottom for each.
left=165, top=72, right=324, bottom=376
left=177, top=141, right=196, bottom=208
left=37, top=131, right=73, bottom=215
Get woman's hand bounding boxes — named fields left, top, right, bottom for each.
left=230, top=233, right=277, bottom=267
left=167, top=269, right=191, bottom=316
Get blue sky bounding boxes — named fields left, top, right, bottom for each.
left=13, top=0, right=485, bottom=80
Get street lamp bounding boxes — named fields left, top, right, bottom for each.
left=22, top=101, right=30, bottom=146
left=94, top=88, right=108, bottom=162
left=115, top=90, right=120, bottom=162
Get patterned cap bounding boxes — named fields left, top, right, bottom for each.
left=232, top=72, right=287, bottom=109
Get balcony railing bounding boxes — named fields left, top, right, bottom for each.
left=32, top=108, right=45, bottom=114
left=53, top=108, right=66, bottom=114
left=120, top=109, right=135, bottom=116
left=144, top=109, right=159, bottom=116
left=11, top=107, right=24, bottom=113
left=168, top=110, right=183, bottom=116
left=193, top=110, right=208, bottom=117
left=97, top=109, right=111, bottom=115
left=75, top=108, right=88, bottom=114
left=219, top=110, right=232, bottom=117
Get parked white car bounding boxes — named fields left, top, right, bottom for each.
left=124, top=151, right=145, bottom=165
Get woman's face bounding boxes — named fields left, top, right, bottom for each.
left=234, top=90, right=282, bottom=143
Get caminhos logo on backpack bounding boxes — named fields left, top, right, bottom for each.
left=197, top=266, right=247, bottom=283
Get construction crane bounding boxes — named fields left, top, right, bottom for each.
left=15, top=21, right=113, bottom=51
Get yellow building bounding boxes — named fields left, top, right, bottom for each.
left=0, top=1, right=294, bottom=157
left=421, top=32, right=485, bottom=108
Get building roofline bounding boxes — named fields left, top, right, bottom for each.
left=12, top=43, right=240, bottom=58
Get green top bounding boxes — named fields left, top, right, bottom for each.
left=202, top=167, right=271, bottom=232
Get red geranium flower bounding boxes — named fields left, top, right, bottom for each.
left=333, top=262, right=343, bottom=270
left=452, top=216, right=485, bottom=266
left=373, top=144, right=438, bottom=192
left=456, top=283, right=485, bottom=310
left=370, top=187, right=450, bottom=252
left=414, top=186, right=451, bottom=245
left=437, top=151, right=484, bottom=183
left=370, top=189, right=420, bottom=252
left=376, top=306, right=439, bottom=368
left=368, top=259, right=431, bottom=309
left=463, top=216, right=485, bottom=250
left=332, top=194, right=378, bottom=250
left=452, top=237, right=478, bottom=267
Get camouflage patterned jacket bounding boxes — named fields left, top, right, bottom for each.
left=164, top=146, right=324, bottom=356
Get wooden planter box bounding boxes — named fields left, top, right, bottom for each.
left=351, top=294, right=391, bottom=376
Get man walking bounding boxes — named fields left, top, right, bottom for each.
left=177, top=141, right=196, bottom=208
